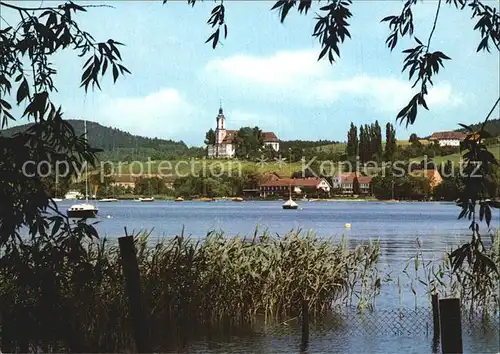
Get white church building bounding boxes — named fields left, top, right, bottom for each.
left=207, top=105, right=280, bottom=158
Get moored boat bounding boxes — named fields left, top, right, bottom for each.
left=282, top=148, right=299, bottom=210
left=99, top=198, right=119, bottom=202
left=67, top=203, right=99, bottom=218
left=200, top=197, right=215, bottom=202
left=139, top=197, right=155, bottom=202
left=282, top=198, right=298, bottom=210
left=232, top=197, right=244, bottom=202
left=67, top=120, right=98, bottom=218
left=175, top=197, right=184, bottom=202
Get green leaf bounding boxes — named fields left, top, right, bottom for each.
left=458, top=123, right=473, bottom=132
left=112, top=64, right=119, bottom=83
left=16, top=78, right=29, bottom=104
left=433, top=51, right=451, bottom=60
left=484, top=205, right=491, bottom=226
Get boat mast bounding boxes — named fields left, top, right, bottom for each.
left=85, top=120, right=89, bottom=203
left=288, top=148, right=292, bottom=200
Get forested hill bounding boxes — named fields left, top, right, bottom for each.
left=456, top=118, right=500, bottom=136
left=279, top=139, right=339, bottom=151
left=1, top=119, right=204, bottom=160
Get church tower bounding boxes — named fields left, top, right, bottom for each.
left=216, top=105, right=225, bottom=131
left=215, top=102, right=226, bottom=157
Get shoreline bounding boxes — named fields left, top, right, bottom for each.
left=73, top=197, right=454, bottom=203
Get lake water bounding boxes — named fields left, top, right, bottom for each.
left=56, top=200, right=499, bottom=353
left=59, top=200, right=498, bottom=263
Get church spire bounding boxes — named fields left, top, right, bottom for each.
left=216, top=100, right=225, bottom=130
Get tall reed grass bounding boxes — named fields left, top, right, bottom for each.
left=1, top=228, right=497, bottom=352
left=0, top=229, right=380, bottom=352
left=401, top=230, right=500, bottom=315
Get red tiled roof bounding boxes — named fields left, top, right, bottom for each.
left=429, top=131, right=466, bottom=141
left=220, top=130, right=279, bottom=143
left=338, top=172, right=358, bottom=183
left=337, top=172, right=371, bottom=184
left=221, top=130, right=237, bottom=143
left=262, top=132, right=279, bottom=142
left=357, top=176, right=372, bottom=184
left=261, top=177, right=328, bottom=188
left=260, top=171, right=282, bottom=183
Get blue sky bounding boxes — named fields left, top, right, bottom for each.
left=2, top=0, right=499, bottom=146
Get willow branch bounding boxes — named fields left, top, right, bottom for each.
left=426, top=0, right=442, bottom=51
left=481, top=96, right=500, bottom=131
left=0, top=1, right=114, bottom=11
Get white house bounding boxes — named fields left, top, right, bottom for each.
left=332, top=172, right=372, bottom=195
left=259, top=177, right=331, bottom=197
left=429, top=131, right=466, bottom=147
left=207, top=105, right=279, bottom=158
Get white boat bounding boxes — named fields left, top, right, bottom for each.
left=139, top=197, right=154, bottom=202
left=52, top=198, right=63, bottom=202
left=64, top=190, right=83, bottom=200
left=99, top=198, right=119, bottom=202
left=67, top=203, right=98, bottom=218
left=282, top=149, right=299, bottom=210
left=68, top=120, right=98, bottom=218
left=282, top=198, right=298, bottom=210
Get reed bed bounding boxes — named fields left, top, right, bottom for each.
left=401, top=230, right=500, bottom=315
left=0, top=229, right=380, bottom=352
left=2, top=229, right=497, bottom=352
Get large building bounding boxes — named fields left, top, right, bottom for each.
left=411, top=169, right=443, bottom=189
left=429, top=131, right=466, bottom=147
left=207, top=105, right=279, bottom=158
left=332, top=172, right=372, bottom=195
left=259, top=177, right=331, bottom=198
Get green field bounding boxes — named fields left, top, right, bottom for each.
left=411, top=144, right=500, bottom=164
left=316, top=142, right=347, bottom=153
left=316, top=140, right=429, bottom=154
left=108, top=159, right=305, bottom=178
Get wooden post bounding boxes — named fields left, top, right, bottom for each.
left=431, top=293, right=440, bottom=339
left=301, top=299, right=309, bottom=345
left=439, top=298, right=463, bottom=354
left=118, top=236, right=151, bottom=353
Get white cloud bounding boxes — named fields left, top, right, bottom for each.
left=229, top=110, right=280, bottom=129
left=95, top=88, right=199, bottom=141
left=205, top=50, right=330, bottom=86
left=314, top=76, right=463, bottom=111
left=205, top=51, right=463, bottom=112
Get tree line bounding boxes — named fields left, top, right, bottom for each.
left=346, top=121, right=398, bottom=162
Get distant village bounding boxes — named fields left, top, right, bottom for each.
left=61, top=106, right=474, bottom=201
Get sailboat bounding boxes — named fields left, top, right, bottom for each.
left=139, top=180, right=154, bottom=202
left=99, top=184, right=119, bottom=202
left=282, top=149, right=298, bottom=210
left=67, top=120, right=99, bottom=218
left=53, top=179, right=63, bottom=202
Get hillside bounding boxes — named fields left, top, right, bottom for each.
left=1, top=119, right=204, bottom=160
left=317, top=140, right=430, bottom=154
left=279, top=139, right=339, bottom=151
left=455, top=118, right=500, bottom=136
left=411, top=144, right=500, bottom=164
